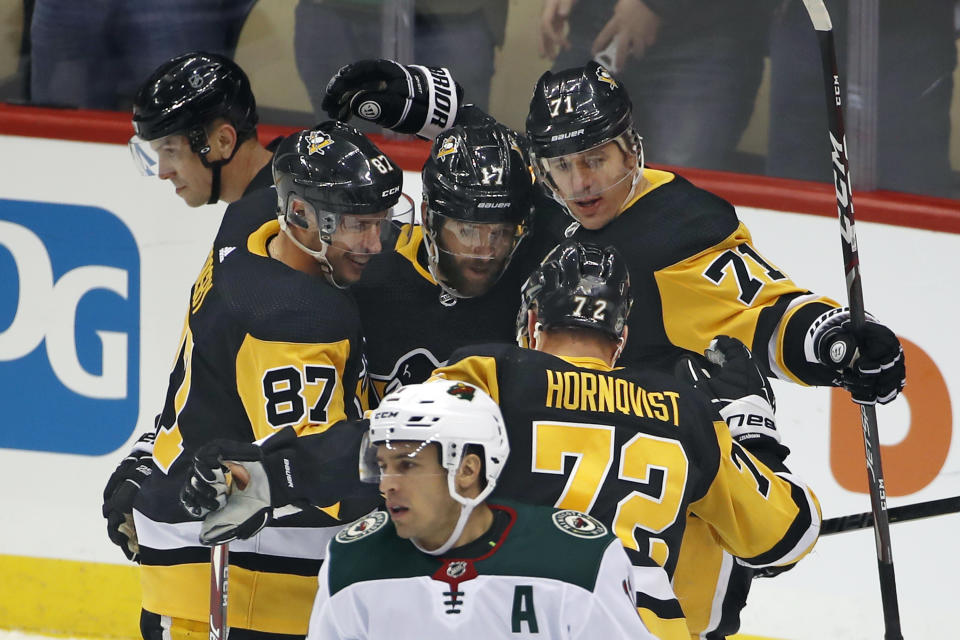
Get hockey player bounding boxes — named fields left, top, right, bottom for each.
left=349, top=116, right=565, bottom=402
left=430, top=240, right=822, bottom=639
left=103, top=52, right=285, bottom=568
left=306, top=379, right=664, bottom=639
left=322, top=59, right=901, bottom=637
left=125, top=123, right=405, bottom=640
left=128, top=51, right=276, bottom=207
left=323, top=58, right=905, bottom=405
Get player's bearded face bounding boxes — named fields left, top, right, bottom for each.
left=435, top=218, right=517, bottom=297
left=377, top=442, right=461, bottom=550
left=541, top=141, right=636, bottom=230
left=149, top=134, right=215, bottom=207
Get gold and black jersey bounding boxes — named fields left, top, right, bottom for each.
left=351, top=204, right=565, bottom=405
left=572, top=168, right=841, bottom=385
left=432, top=343, right=821, bottom=638
left=133, top=188, right=371, bottom=635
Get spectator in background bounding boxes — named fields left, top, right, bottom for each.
left=29, top=0, right=257, bottom=110
left=540, top=0, right=774, bottom=172
left=767, top=0, right=958, bottom=198
left=294, top=0, right=507, bottom=123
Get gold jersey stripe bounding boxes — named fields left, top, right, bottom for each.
left=140, top=562, right=317, bottom=634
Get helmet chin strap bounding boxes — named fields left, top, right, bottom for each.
left=413, top=502, right=476, bottom=556
left=206, top=162, right=223, bottom=204
left=194, top=127, right=243, bottom=205
left=612, top=334, right=626, bottom=364
left=532, top=322, right=544, bottom=350
left=414, top=459, right=495, bottom=556
left=277, top=216, right=346, bottom=289
left=421, top=220, right=466, bottom=303
left=615, top=136, right=645, bottom=215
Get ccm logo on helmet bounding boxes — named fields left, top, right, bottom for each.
left=373, top=411, right=399, bottom=419
left=550, top=129, right=584, bottom=142
left=381, top=186, right=400, bottom=198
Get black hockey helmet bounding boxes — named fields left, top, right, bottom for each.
left=525, top=61, right=635, bottom=160
left=273, top=120, right=404, bottom=226
left=130, top=52, right=259, bottom=203
left=132, top=51, right=258, bottom=145
left=518, top=239, right=632, bottom=341
left=422, top=118, right=534, bottom=225
left=420, top=119, right=533, bottom=298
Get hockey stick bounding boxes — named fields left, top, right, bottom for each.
left=821, top=495, right=960, bottom=536
left=210, top=542, right=229, bottom=640
left=800, top=2, right=902, bottom=637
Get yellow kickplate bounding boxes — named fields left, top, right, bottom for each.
left=0, top=555, right=140, bottom=639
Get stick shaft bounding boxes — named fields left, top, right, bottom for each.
left=821, top=495, right=960, bottom=535
left=210, top=543, right=229, bottom=640
left=801, top=1, right=902, bottom=637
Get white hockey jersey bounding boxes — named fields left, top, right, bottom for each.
left=307, top=501, right=666, bottom=639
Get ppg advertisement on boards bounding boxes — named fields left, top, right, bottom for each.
left=1, top=199, right=139, bottom=455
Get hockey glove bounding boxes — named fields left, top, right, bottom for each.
left=102, top=431, right=156, bottom=563
left=321, top=59, right=462, bottom=140
left=807, top=307, right=906, bottom=405
left=675, top=336, right=782, bottom=451
left=181, top=429, right=303, bottom=545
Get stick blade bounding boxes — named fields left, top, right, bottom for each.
left=802, top=0, right=833, bottom=30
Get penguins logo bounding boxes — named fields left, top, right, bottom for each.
left=436, top=135, right=458, bottom=159
left=306, top=130, right=334, bottom=155
left=595, top=65, right=618, bottom=89
left=447, top=382, right=475, bottom=401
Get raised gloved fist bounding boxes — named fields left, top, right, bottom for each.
left=808, top=308, right=905, bottom=405
left=321, top=59, right=462, bottom=140
left=102, top=431, right=156, bottom=562
left=675, top=336, right=779, bottom=447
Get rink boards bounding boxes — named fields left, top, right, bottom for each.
left=0, top=132, right=957, bottom=640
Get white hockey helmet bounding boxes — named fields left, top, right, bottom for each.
left=361, top=380, right=509, bottom=507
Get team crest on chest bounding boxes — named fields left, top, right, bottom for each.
left=552, top=510, right=607, bottom=538
left=335, top=511, right=388, bottom=543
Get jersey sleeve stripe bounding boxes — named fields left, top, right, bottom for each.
left=738, top=472, right=821, bottom=568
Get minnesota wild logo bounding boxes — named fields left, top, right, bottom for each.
left=595, top=65, right=618, bottom=89
left=436, top=135, right=458, bottom=158
left=447, top=382, right=476, bottom=401
left=306, top=130, right=334, bottom=155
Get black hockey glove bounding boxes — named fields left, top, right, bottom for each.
left=180, top=429, right=302, bottom=545
left=102, top=431, right=156, bottom=563
left=321, top=59, right=462, bottom=140
left=675, top=336, right=786, bottom=455
left=807, top=307, right=905, bottom=405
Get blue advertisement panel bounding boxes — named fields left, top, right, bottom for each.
left=0, top=199, right=140, bottom=455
